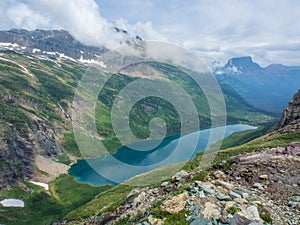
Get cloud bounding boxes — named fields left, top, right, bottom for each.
left=98, top=0, right=300, bottom=66
left=0, top=0, right=166, bottom=49
left=1, top=0, right=300, bottom=65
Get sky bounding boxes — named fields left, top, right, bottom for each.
left=1, top=0, right=300, bottom=66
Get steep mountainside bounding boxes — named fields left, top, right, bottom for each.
left=215, top=57, right=300, bottom=113
left=0, top=29, right=107, bottom=60
left=0, top=28, right=142, bottom=61
left=0, top=42, right=274, bottom=189
left=273, top=89, right=300, bottom=132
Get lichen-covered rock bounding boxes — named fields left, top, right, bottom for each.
left=161, top=192, right=188, bottom=213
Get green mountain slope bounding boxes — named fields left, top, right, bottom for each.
left=0, top=49, right=275, bottom=188
left=0, top=48, right=278, bottom=224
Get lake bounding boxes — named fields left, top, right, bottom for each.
left=69, top=124, right=256, bottom=186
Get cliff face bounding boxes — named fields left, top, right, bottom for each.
left=274, top=89, right=300, bottom=132
left=0, top=49, right=79, bottom=189
left=0, top=29, right=107, bottom=60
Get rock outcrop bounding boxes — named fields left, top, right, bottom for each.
left=273, top=89, right=300, bottom=132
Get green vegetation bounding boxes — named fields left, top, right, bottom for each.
left=260, top=212, right=273, bottom=224
left=65, top=185, right=133, bottom=220
left=93, top=62, right=275, bottom=153
left=0, top=183, right=62, bottom=225
left=61, top=132, right=81, bottom=157
left=56, top=154, right=72, bottom=165
left=191, top=171, right=208, bottom=182
left=183, top=129, right=300, bottom=172
left=164, top=210, right=189, bottom=225
left=227, top=206, right=241, bottom=215
left=49, top=174, right=111, bottom=210
left=0, top=49, right=282, bottom=225
left=212, top=131, right=300, bottom=167
left=114, top=212, right=145, bottom=225
left=0, top=175, right=111, bottom=225
left=149, top=201, right=189, bottom=224
left=218, top=126, right=271, bottom=149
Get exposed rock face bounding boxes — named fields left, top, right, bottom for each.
left=0, top=29, right=107, bottom=60
left=0, top=28, right=143, bottom=60
left=0, top=117, right=64, bottom=189
left=273, top=89, right=300, bottom=132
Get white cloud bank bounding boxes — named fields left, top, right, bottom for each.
left=1, top=0, right=300, bottom=65
left=0, top=0, right=165, bottom=49
left=98, top=0, right=300, bottom=66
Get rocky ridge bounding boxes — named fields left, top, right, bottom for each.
left=274, top=89, right=300, bottom=133
left=0, top=29, right=107, bottom=60
left=0, top=28, right=143, bottom=61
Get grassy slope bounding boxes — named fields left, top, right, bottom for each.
left=0, top=50, right=275, bottom=158
left=0, top=50, right=277, bottom=224
left=0, top=175, right=111, bottom=225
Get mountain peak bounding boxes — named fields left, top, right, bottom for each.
left=223, top=56, right=261, bottom=74
left=0, top=28, right=143, bottom=61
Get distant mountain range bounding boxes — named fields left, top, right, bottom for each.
left=0, top=29, right=299, bottom=113
left=0, top=28, right=142, bottom=61
left=215, top=56, right=300, bottom=113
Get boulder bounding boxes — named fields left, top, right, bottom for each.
left=215, top=180, right=234, bottom=190
left=161, top=192, right=188, bottom=214
left=202, top=202, right=220, bottom=218
left=148, top=215, right=164, bottom=225
left=229, top=206, right=263, bottom=225
left=190, top=217, right=211, bottom=225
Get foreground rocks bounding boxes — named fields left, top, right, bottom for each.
left=64, top=143, right=300, bottom=225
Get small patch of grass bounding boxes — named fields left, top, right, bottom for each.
left=260, top=212, right=273, bottom=224
left=227, top=206, right=241, bottom=215
left=56, top=154, right=71, bottom=165
left=61, top=132, right=81, bottom=157
left=164, top=210, right=189, bottom=225
left=191, top=171, right=208, bottom=182
left=149, top=200, right=169, bottom=219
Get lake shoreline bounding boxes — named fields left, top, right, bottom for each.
left=69, top=124, right=257, bottom=186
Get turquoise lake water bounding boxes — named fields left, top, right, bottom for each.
left=69, top=124, right=256, bottom=186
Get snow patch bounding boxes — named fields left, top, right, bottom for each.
left=29, top=181, right=49, bottom=191
left=79, top=55, right=107, bottom=68
left=43, top=51, right=56, bottom=56
left=57, top=53, right=76, bottom=61
left=32, top=48, right=41, bottom=53
left=0, top=56, right=34, bottom=77
left=0, top=42, right=19, bottom=48
left=0, top=199, right=24, bottom=207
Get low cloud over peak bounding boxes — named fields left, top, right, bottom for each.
left=1, top=0, right=300, bottom=66
left=0, top=0, right=165, bottom=49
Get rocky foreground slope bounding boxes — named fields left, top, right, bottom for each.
left=70, top=142, right=299, bottom=225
